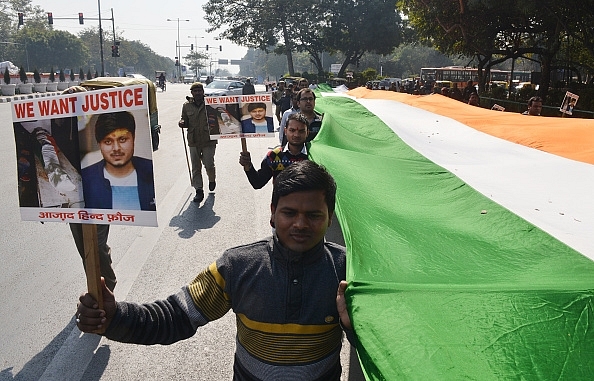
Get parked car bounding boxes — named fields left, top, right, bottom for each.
left=203, top=79, right=245, bottom=96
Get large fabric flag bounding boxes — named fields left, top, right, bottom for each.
left=310, top=87, right=594, bottom=380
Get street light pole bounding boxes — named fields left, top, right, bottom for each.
left=188, top=35, right=204, bottom=51
left=188, top=35, right=204, bottom=77
left=167, top=18, right=189, bottom=81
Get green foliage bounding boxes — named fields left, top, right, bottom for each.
left=79, top=68, right=84, bottom=81
left=183, top=50, right=210, bottom=75
left=70, top=70, right=75, bottom=81
left=203, top=0, right=404, bottom=77
left=4, top=67, right=10, bottom=85
left=33, top=68, right=41, bottom=83
left=76, top=29, right=174, bottom=79
left=361, top=68, right=378, bottom=82
left=488, top=84, right=508, bottom=99
left=49, top=67, right=54, bottom=82
left=59, top=69, right=65, bottom=82
left=86, top=69, right=92, bottom=80
left=10, top=28, right=89, bottom=72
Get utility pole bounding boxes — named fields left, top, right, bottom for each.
left=167, top=18, right=190, bottom=81
left=46, top=7, right=114, bottom=76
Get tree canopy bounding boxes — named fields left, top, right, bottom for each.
left=396, top=0, right=594, bottom=97
left=203, top=0, right=404, bottom=77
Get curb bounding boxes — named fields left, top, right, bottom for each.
left=0, top=91, right=62, bottom=103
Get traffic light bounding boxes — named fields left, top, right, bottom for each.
left=111, top=45, right=119, bottom=57
left=47, top=12, right=53, bottom=25
left=191, top=44, right=194, bottom=51
left=175, top=57, right=179, bottom=66
left=18, top=12, right=24, bottom=26
left=219, top=45, right=222, bottom=52
left=78, top=13, right=84, bottom=24
left=205, top=45, right=208, bottom=51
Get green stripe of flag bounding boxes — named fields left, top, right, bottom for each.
left=309, top=94, right=594, bottom=380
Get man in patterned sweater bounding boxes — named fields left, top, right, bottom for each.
left=76, top=161, right=353, bottom=380
left=239, top=112, right=309, bottom=189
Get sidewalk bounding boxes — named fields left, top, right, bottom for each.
left=0, top=90, right=62, bottom=103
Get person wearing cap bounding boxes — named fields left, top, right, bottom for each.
left=81, top=111, right=156, bottom=211
left=179, top=82, right=217, bottom=203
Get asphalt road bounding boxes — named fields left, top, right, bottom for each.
left=0, top=83, right=364, bottom=380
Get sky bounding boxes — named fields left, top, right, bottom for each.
left=32, top=0, right=248, bottom=73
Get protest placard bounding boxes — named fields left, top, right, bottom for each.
left=12, top=85, right=157, bottom=227
left=559, top=91, right=579, bottom=116
left=206, top=94, right=274, bottom=139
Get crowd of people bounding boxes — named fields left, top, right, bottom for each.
left=72, top=70, right=361, bottom=379
left=68, top=70, right=553, bottom=379
left=365, top=76, right=547, bottom=115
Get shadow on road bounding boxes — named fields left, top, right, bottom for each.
left=0, top=317, right=107, bottom=381
left=79, top=345, right=111, bottom=380
left=169, top=193, right=221, bottom=239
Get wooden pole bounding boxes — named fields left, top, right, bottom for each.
left=181, top=127, right=193, bottom=185
left=82, top=224, right=105, bottom=334
left=241, top=138, right=250, bottom=171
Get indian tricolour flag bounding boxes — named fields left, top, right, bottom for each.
left=310, top=86, right=594, bottom=380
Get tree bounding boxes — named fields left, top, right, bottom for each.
left=8, top=28, right=89, bottom=72
left=4, top=67, right=10, bottom=85
left=183, top=50, right=209, bottom=76
left=397, top=0, right=569, bottom=98
left=77, top=28, right=174, bottom=79
left=324, top=0, right=404, bottom=78
left=203, top=0, right=306, bottom=75
left=19, top=66, right=28, bottom=83
left=389, top=44, right=456, bottom=78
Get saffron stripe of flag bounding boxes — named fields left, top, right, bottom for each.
left=310, top=90, right=594, bottom=380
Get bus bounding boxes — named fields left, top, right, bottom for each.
left=420, top=66, right=532, bottom=88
